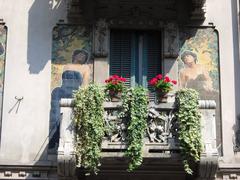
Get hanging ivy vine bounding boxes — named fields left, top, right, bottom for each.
left=120, top=86, right=148, bottom=171
left=175, top=88, right=202, bottom=175
left=73, top=84, right=105, bottom=174
left=72, top=84, right=203, bottom=174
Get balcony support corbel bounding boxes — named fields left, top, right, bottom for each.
left=57, top=99, right=76, bottom=180
left=198, top=100, right=219, bottom=179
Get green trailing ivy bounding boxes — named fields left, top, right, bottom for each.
left=175, top=88, right=202, bottom=175
left=120, top=86, right=148, bottom=171
left=73, top=84, right=105, bottom=174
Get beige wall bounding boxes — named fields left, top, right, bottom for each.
left=205, top=0, right=240, bottom=165
left=0, top=0, right=67, bottom=164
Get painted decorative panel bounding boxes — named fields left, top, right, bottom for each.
left=50, top=25, right=93, bottom=151
left=178, top=27, right=221, bottom=147
left=178, top=28, right=219, bottom=94
left=0, top=25, right=7, bottom=126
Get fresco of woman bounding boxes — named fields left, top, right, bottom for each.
left=63, top=49, right=91, bottom=86
left=179, top=51, right=213, bottom=93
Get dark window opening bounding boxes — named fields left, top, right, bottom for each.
left=110, top=30, right=162, bottom=99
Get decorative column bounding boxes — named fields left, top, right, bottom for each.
left=57, top=99, right=76, bottom=180
left=93, top=19, right=109, bottom=83
left=198, top=100, right=219, bottom=179
left=163, top=22, right=179, bottom=90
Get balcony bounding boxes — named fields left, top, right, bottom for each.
left=57, top=98, right=218, bottom=180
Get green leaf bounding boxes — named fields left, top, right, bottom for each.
left=175, top=88, right=202, bottom=175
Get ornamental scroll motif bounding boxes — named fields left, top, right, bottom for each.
left=148, top=108, right=178, bottom=143
left=103, top=104, right=178, bottom=144
left=94, top=19, right=108, bottom=57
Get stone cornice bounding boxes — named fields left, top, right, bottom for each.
left=66, top=0, right=206, bottom=23
left=191, top=0, right=206, bottom=20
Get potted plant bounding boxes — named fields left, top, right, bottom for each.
left=148, top=74, right=177, bottom=103
left=105, top=75, right=126, bottom=101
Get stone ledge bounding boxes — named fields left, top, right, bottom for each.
left=0, top=164, right=57, bottom=180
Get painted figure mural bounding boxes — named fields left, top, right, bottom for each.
left=0, top=25, right=6, bottom=123
left=178, top=28, right=219, bottom=100
left=178, top=28, right=221, bottom=146
left=50, top=25, right=93, bottom=151
left=179, top=50, right=213, bottom=92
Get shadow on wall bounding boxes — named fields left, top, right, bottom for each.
left=27, top=0, right=65, bottom=74
left=26, top=0, right=66, bottom=163
left=49, top=70, right=82, bottom=152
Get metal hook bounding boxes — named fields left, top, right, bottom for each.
left=15, top=96, right=23, bottom=101
left=8, top=96, right=23, bottom=114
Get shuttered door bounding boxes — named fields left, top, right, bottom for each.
left=110, top=30, right=133, bottom=87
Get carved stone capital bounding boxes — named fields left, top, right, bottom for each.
left=93, top=19, right=109, bottom=57
left=191, top=0, right=206, bottom=20
left=67, top=0, right=83, bottom=23
left=164, top=23, right=179, bottom=58
left=60, top=98, right=74, bottom=107
left=198, top=100, right=216, bottom=109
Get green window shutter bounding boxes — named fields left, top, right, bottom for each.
left=146, top=32, right=162, bottom=100
left=110, top=30, right=132, bottom=87
left=110, top=30, right=162, bottom=101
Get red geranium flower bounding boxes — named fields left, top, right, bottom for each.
left=164, top=76, right=171, bottom=83
left=156, top=74, right=163, bottom=79
left=148, top=74, right=177, bottom=93
left=105, top=75, right=126, bottom=95
left=172, top=80, right=177, bottom=85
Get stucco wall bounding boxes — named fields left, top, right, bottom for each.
left=0, top=0, right=67, bottom=164
left=205, top=0, right=240, bottom=166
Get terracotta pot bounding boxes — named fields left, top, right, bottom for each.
left=155, top=90, right=169, bottom=103
left=109, top=91, right=122, bottom=102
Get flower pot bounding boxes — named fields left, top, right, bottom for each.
left=155, top=90, right=169, bottom=103
left=109, top=91, right=122, bottom=102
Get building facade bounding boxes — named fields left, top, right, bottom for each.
left=0, top=0, right=240, bottom=179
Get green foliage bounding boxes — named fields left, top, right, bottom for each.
left=73, top=84, right=105, bottom=174
left=120, top=86, right=148, bottom=171
left=175, top=88, right=202, bottom=175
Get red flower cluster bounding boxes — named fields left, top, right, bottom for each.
left=105, top=75, right=126, bottom=84
left=148, top=74, right=177, bottom=93
left=105, top=75, right=126, bottom=95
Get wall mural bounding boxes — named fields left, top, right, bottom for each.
left=0, top=25, right=6, bottom=124
left=178, top=27, right=221, bottom=146
left=50, top=25, right=93, bottom=151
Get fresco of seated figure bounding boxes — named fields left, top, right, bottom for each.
left=179, top=50, right=213, bottom=92
left=63, top=49, right=91, bottom=87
